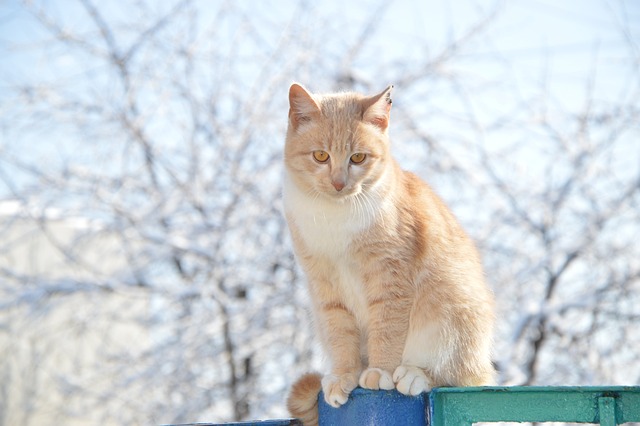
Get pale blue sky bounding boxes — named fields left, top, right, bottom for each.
left=2, top=0, right=637, bottom=83
left=0, top=0, right=638, bottom=196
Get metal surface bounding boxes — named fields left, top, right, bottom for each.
left=165, top=420, right=302, bottom=426
left=318, top=388, right=427, bottom=425
left=429, top=386, right=640, bottom=426
left=168, top=385, right=640, bottom=425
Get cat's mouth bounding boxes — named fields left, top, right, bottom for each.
left=326, top=186, right=361, bottom=201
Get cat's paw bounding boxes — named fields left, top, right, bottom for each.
left=393, top=365, right=431, bottom=396
left=358, top=367, right=395, bottom=390
left=321, top=373, right=358, bottom=408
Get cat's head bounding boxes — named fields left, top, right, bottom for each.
left=284, top=83, right=394, bottom=201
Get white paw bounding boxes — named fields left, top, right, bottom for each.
left=321, top=373, right=358, bottom=408
left=393, top=365, right=431, bottom=396
left=358, top=367, right=395, bottom=390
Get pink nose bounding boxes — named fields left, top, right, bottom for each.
left=332, top=180, right=345, bottom=191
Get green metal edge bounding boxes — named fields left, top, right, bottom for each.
left=429, top=386, right=640, bottom=426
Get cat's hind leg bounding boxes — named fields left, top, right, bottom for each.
left=394, top=306, right=496, bottom=395
left=393, top=365, right=431, bottom=395
left=392, top=321, right=440, bottom=395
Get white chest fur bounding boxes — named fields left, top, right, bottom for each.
left=283, top=172, right=389, bottom=328
left=283, top=173, right=373, bottom=258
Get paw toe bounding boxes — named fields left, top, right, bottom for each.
left=322, top=374, right=357, bottom=408
left=359, top=368, right=394, bottom=390
left=393, top=365, right=431, bottom=396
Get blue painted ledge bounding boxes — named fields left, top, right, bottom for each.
left=319, top=388, right=425, bottom=426
left=164, top=420, right=301, bottom=426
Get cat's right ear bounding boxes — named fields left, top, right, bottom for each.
left=289, top=83, right=321, bottom=130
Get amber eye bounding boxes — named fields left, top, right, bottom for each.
left=350, top=153, right=366, bottom=164
left=313, top=150, right=330, bottom=163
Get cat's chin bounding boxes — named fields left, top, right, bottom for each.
left=323, top=189, right=360, bottom=203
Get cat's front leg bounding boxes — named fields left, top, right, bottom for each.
left=314, top=298, right=363, bottom=407
left=358, top=274, right=412, bottom=391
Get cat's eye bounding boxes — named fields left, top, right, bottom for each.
left=313, top=150, right=329, bottom=163
left=350, top=153, right=366, bottom=164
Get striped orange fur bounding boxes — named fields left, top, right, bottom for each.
left=283, top=84, right=496, bottom=425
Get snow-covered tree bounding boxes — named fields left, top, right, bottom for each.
left=0, top=1, right=638, bottom=424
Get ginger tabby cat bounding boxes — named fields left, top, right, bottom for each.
left=283, top=83, right=495, bottom=425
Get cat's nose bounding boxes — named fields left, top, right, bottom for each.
left=332, top=180, right=345, bottom=192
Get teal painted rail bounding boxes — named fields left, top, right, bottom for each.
left=429, top=387, right=640, bottom=426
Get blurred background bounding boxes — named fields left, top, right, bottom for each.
left=0, top=0, right=639, bottom=424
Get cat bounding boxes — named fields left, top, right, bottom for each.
left=283, top=83, right=496, bottom=425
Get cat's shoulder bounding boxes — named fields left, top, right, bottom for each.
left=397, top=169, right=452, bottom=216
left=400, top=170, right=435, bottom=197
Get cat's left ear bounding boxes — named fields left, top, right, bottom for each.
left=363, top=85, right=394, bottom=132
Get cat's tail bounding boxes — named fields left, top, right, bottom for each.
left=287, top=372, right=322, bottom=426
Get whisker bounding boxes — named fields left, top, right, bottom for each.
left=357, top=193, right=367, bottom=227
left=306, top=187, right=322, bottom=225
left=360, top=184, right=384, bottom=230
left=362, top=192, right=376, bottom=229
